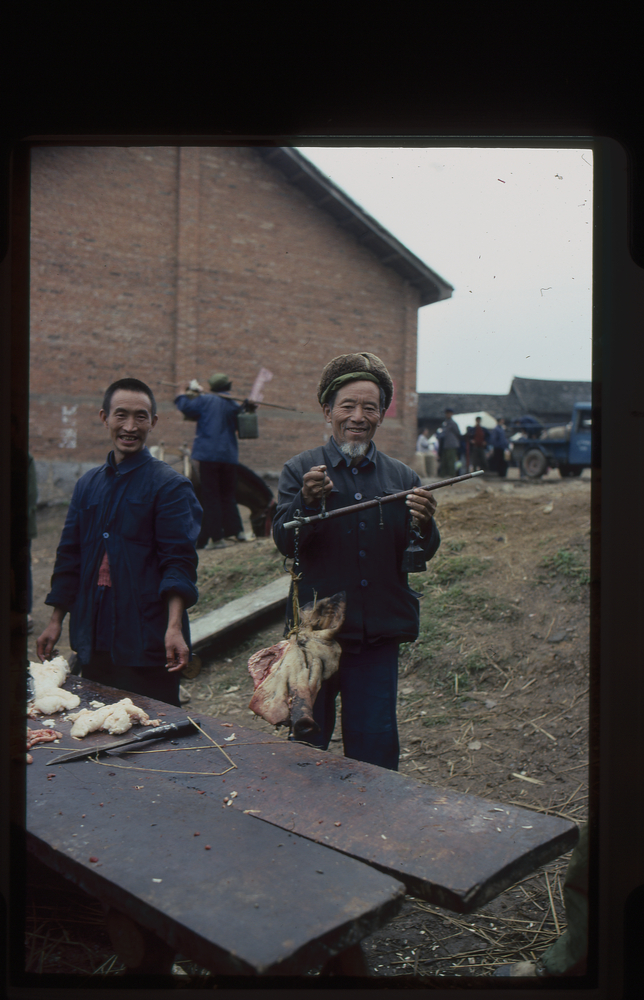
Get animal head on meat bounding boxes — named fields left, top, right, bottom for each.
left=297, top=592, right=346, bottom=641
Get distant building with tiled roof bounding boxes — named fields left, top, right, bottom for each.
left=417, top=377, right=592, bottom=433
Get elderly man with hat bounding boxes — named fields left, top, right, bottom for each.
left=174, top=373, right=248, bottom=549
left=272, top=353, right=440, bottom=771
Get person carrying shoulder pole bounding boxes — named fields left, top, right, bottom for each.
left=174, top=373, right=255, bottom=549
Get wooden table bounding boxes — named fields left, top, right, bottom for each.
left=25, top=678, right=579, bottom=977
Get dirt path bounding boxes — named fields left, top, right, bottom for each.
left=27, top=470, right=590, bottom=979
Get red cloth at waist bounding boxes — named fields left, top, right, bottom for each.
left=97, top=549, right=112, bottom=587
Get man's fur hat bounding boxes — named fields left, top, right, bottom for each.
left=317, top=352, right=394, bottom=410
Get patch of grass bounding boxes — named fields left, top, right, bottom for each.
left=431, top=587, right=522, bottom=623
left=430, top=555, right=491, bottom=586
left=479, top=596, right=523, bottom=623
left=540, top=547, right=590, bottom=586
left=463, top=653, right=487, bottom=674
left=421, top=715, right=449, bottom=727
left=404, top=581, right=513, bottom=661
left=401, top=575, right=524, bottom=686
left=413, top=584, right=459, bottom=645
left=190, top=542, right=287, bottom=617
left=443, top=538, right=467, bottom=552
left=416, top=618, right=451, bottom=651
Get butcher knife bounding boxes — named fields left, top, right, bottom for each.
left=49, top=718, right=198, bottom=764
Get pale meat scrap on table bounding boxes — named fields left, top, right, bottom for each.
left=66, top=698, right=161, bottom=737
left=28, top=656, right=81, bottom=716
left=25, top=727, right=64, bottom=763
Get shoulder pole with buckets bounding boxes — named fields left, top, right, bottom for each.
left=158, top=377, right=301, bottom=440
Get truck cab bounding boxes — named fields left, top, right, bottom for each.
left=567, top=403, right=592, bottom=468
left=511, top=402, right=592, bottom=478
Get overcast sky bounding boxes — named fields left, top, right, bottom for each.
left=296, top=146, right=593, bottom=396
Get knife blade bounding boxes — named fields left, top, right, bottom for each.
left=49, top=718, right=198, bottom=764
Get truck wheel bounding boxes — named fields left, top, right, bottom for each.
left=522, top=449, right=547, bottom=479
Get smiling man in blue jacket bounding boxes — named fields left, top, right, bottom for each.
left=37, top=378, right=202, bottom=707
left=272, top=353, right=440, bottom=771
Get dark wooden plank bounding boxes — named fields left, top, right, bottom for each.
left=26, top=712, right=405, bottom=975
left=214, top=736, right=579, bottom=912
left=28, top=678, right=579, bottom=916
left=188, top=577, right=290, bottom=650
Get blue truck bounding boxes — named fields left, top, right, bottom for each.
left=510, top=402, right=592, bottom=479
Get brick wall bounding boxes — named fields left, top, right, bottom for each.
left=29, top=146, right=420, bottom=473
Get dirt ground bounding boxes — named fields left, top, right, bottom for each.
left=26, top=467, right=591, bottom=981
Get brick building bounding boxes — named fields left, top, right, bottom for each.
left=29, top=145, right=452, bottom=484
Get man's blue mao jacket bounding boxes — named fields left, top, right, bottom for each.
left=174, top=392, right=241, bottom=464
left=272, top=442, right=440, bottom=647
left=46, top=448, right=202, bottom=667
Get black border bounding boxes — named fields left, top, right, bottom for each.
left=3, top=8, right=643, bottom=999
left=2, top=131, right=626, bottom=1000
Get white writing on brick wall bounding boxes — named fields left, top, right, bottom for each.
left=59, top=405, right=78, bottom=449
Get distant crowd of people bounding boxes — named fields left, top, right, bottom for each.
left=416, top=408, right=512, bottom=479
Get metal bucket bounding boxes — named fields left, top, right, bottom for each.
left=237, top=411, right=259, bottom=439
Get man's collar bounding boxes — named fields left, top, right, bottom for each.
left=327, top=437, right=377, bottom=468
left=107, top=446, right=153, bottom=474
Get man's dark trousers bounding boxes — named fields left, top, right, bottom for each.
left=198, top=460, right=241, bottom=544
left=440, top=448, right=457, bottom=477
left=302, top=640, right=400, bottom=771
left=471, top=445, right=487, bottom=471
left=492, top=448, right=508, bottom=477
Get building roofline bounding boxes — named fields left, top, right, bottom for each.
left=418, top=376, right=592, bottom=421
left=510, top=379, right=529, bottom=410
left=254, top=146, right=454, bottom=307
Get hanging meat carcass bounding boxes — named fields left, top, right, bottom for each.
left=248, top=593, right=346, bottom=739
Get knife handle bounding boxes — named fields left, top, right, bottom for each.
left=128, top=719, right=195, bottom=744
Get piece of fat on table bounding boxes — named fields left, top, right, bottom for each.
left=28, top=656, right=81, bottom=716
left=66, top=698, right=161, bottom=737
